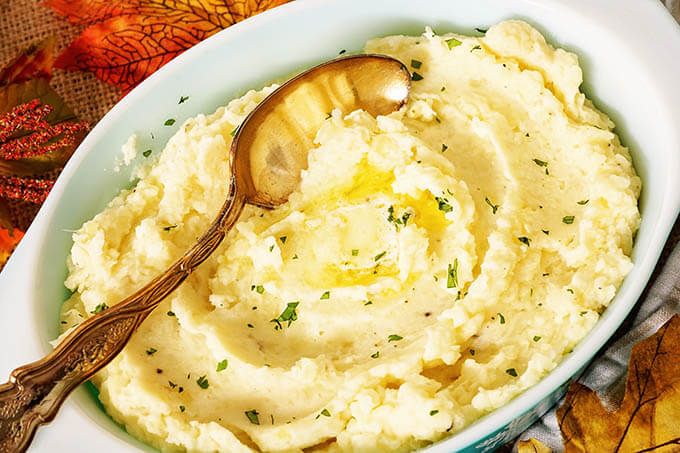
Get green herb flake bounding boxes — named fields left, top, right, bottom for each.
left=567, top=288, right=574, bottom=294
left=292, top=254, right=299, bottom=260
left=178, top=96, right=189, bottom=104
left=430, top=410, right=439, bottom=416
left=167, top=310, right=175, bottom=317
left=497, top=313, right=505, bottom=324
left=271, top=302, right=300, bottom=330
left=279, top=236, right=287, bottom=244
left=484, top=197, right=499, bottom=214
left=475, top=27, right=488, bottom=34
left=411, top=72, right=424, bottom=81
left=518, top=236, right=531, bottom=247
left=410, top=59, right=422, bottom=69
left=339, top=49, right=346, bottom=55
left=163, top=225, right=177, bottom=231
left=435, top=196, right=453, bottom=213
left=371, top=351, right=380, bottom=358
left=580, top=311, right=588, bottom=316
left=320, top=409, right=331, bottom=417
left=351, top=249, right=359, bottom=256
left=230, top=124, right=241, bottom=137
left=577, top=199, right=589, bottom=205
left=533, top=336, right=542, bottom=342
left=216, top=359, right=228, bottom=372
left=245, top=409, right=260, bottom=425
left=441, top=143, right=448, bottom=152
left=91, top=303, right=108, bottom=314
left=387, top=334, right=403, bottom=342
left=506, top=368, right=518, bottom=377
left=142, top=149, right=152, bottom=157
left=146, top=348, right=157, bottom=356
left=447, top=259, right=459, bottom=289
left=364, top=300, right=373, bottom=306
left=196, top=375, right=209, bottom=389
left=320, top=291, right=330, bottom=300
left=532, top=158, right=548, bottom=167
left=471, top=45, right=482, bottom=51
left=374, top=251, right=387, bottom=262
left=164, top=118, right=176, bottom=126
left=542, top=229, right=550, bottom=235
left=255, top=285, right=265, bottom=294
left=269, top=245, right=274, bottom=252
left=562, top=215, right=575, bottom=224
left=446, top=37, right=462, bottom=49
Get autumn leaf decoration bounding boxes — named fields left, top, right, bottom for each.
left=46, top=0, right=291, bottom=93
left=0, top=38, right=88, bottom=269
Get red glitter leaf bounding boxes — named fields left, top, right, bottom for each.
left=47, top=0, right=291, bottom=93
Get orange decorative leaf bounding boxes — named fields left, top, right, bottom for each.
left=557, top=314, right=680, bottom=452
left=47, top=0, right=291, bottom=93
left=517, top=438, right=552, bottom=453
left=0, top=37, right=56, bottom=86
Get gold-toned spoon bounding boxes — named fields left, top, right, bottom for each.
left=0, top=54, right=410, bottom=452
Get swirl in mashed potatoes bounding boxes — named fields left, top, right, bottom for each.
left=60, top=21, right=640, bottom=452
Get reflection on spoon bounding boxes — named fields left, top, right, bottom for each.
left=0, top=54, right=411, bottom=452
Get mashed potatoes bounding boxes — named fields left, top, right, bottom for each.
left=60, top=21, right=640, bottom=452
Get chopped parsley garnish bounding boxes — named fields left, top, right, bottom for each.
left=269, top=245, right=274, bottom=252
left=410, top=59, right=422, bottom=69
left=388, top=334, right=403, bottom=342
left=255, top=285, right=265, bottom=294
left=447, top=259, right=459, bottom=288
left=247, top=323, right=254, bottom=328
left=318, top=409, right=331, bottom=418
left=230, top=124, right=241, bottom=137
left=567, top=288, right=575, bottom=294
left=179, top=405, right=186, bottom=412
left=435, top=196, right=453, bottom=213
left=580, top=311, right=588, bottom=316
left=91, top=303, right=108, bottom=314
left=446, top=37, right=462, bottom=49
left=168, top=380, right=177, bottom=389
left=387, top=205, right=412, bottom=228
left=471, top=45, right=482, bottom=51
left=518, top=236, right=531, bottom=246
left=506, top=368, right=518, bottom=377
left=245, top=409, right=260, bottom=425
left=533, top=336, right=542, bottom=342
left=164, top=118, right=176, bottom=126
left=542, top=230, right=550, bottom=235
left=271, top=302, right=299, bottom=330
left=475, top=27, right=488, bottom=34
left=374, top=251, right=387, bottom=262
left=577, top=199, right=590, bottom=205
left=146, top=348, right=157, bottom=356
left=279, top=236, right=287, bottom=244
left=167, top=310, right=175, bottom=316
left=562, top=215, right=575, bottom=224
left=320, top=291, right=330, bottom=300
left=411, top=72, right=424, bottom=81
left=178, top=96, right=189, bottom=104
left=441, top=144, right=448, bottom=152
left=339, top=49, right=346, bottom=55
left=196, top=375, right=209, bottom=389
left=371, top=351, right=380, bottom=358
left=163, top=225, right=177, bottom=231
left=142, top=149, right=152, bottom=157
left=484, top=197, right=499, bottom=214
left=351, top=249, right=359, bottom=256
left=532, top=158, right=548, bottom=167
left=216, top=359, right=228, bottom=372
left=497, top=313, right=505, bottom=324
left=364, top=300, right=373, bottom=306
left=430, top=410, right=439, bottom=416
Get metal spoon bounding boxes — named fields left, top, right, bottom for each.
left=0, top=54, right=410, bottom=452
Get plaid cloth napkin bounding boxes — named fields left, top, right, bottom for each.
left=516, top=4, right=680, bottom=448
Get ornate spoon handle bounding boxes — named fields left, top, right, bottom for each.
left=0, top=178, right=245, bottom=453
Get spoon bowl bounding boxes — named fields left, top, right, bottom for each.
left=0, top=54, right=410, bottom=453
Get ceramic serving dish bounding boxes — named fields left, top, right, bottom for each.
left=1, top=0, right=680, bottom=451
